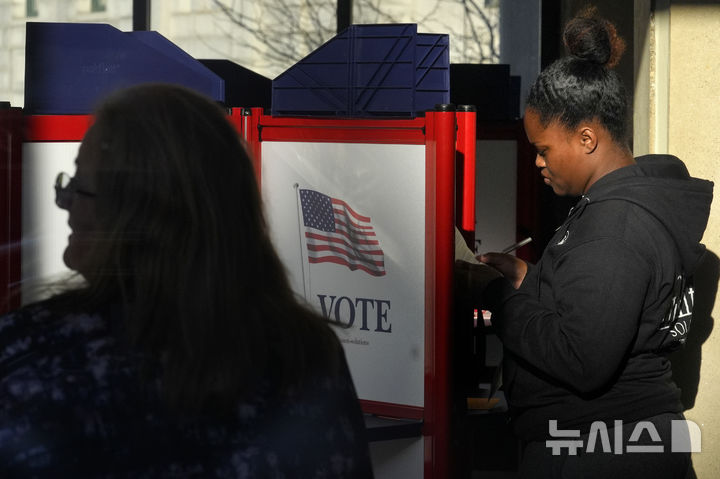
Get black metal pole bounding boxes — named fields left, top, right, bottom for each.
left=133, top=0, right=151, bottom=31
left=337, top=0, right=352, bottom=33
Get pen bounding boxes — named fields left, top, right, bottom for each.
left=501, top=237, right=532, bottom=254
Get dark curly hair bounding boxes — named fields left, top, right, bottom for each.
left=526, top=7, right=629, bottom=145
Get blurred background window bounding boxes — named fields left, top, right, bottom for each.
left=91, top=0, right=107, bottom=13
left=27, top=0, right=38, bottom=17
left=2, top=1, right=539, bottom=113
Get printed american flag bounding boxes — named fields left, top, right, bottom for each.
left=299, top=189, right=386, bottom=277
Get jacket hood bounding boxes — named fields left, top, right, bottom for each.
left=584, top=154, right=714, bottom=273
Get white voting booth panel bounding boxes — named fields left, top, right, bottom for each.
left=21, top=141, right=81, bottom=302
left=20, top=116, right=93, bottom=302
left=262, top=141, right=426, bottom=408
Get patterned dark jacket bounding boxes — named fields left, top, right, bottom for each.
left=0, top=301, right=374, bottom=478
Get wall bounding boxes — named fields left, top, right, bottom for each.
left=666, top=1, right=720, bottom=477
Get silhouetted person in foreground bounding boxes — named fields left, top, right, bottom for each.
left=0, top=83, right=374, bottom=478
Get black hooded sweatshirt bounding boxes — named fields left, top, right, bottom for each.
left=483, top=154, right=714, bottom=441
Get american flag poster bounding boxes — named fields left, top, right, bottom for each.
left=299, top=189, right=386, bottom=277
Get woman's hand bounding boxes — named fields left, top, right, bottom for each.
left=478, top=253, right=528, bottom=289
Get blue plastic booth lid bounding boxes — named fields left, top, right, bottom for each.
left=271, top=23, right=449, bottom=118
left=24, top=22, right=225, bottom=115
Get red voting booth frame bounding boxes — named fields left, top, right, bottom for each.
left=233, top=108, right=477, bottom=479
left=1, top=114, right=95, bottom=316
left=0, top=107, right=24, bottom=314
left=14, top=109, right=477, bottom=479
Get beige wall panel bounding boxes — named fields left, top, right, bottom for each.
left=668, top=2, right=720, bottom=477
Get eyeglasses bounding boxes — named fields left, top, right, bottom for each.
left=55, top=172, right=97, bottom=209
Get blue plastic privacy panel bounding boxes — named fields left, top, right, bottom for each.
left=24, top=22, right=224, bottom=114
left=272, top=24, right=450, bottom=118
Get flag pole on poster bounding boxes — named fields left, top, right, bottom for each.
left=294, top=183, right=312, bottom=302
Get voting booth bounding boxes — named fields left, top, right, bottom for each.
left=233, top=105, right=475, bottom=478
left=233, top=26, right=473, bottom=477
left=2, top=21, right=483, bottom=478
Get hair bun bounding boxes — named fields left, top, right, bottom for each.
left=563, top=7, right=625, bottom=68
